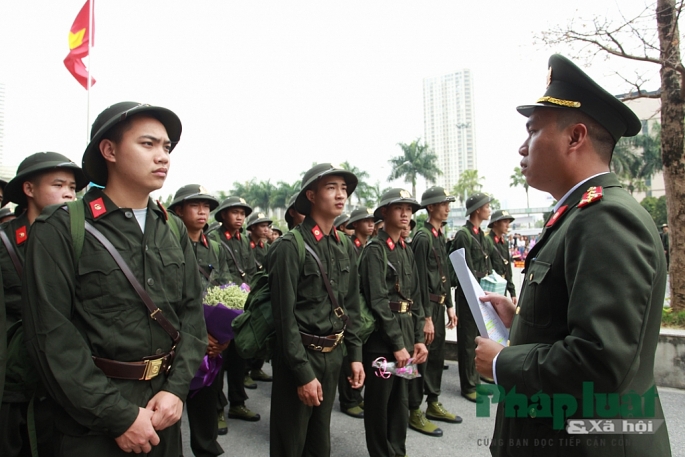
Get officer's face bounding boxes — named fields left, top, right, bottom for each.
left=24, top=169, right=77, bottom=211
left=177, top=200, right=211, bottom=232
left=383, top=203, right=413, bottom=230
left=355, top=218, right=375, bottom=237
left=306, top=176, right=348, bottom=219
left=103, top=116, right=171, bottom=193
left=223, top=208, right=246, bottom=231
left=519, top=109, right=567, bottom=195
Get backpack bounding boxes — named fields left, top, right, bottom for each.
left=355, top=238, right=388, bottom=343
left=231, top=229, right=306, bottom=359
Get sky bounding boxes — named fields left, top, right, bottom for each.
left=0, top=1, right=661, bottom=210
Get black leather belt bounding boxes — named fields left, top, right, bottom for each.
left=93, top=349, right=175, bottom=381
left=300, top=331, right=344, bottom=353
left=389, top=301, right=412, bottom=313
left=429, top=293, right=446, bottom=305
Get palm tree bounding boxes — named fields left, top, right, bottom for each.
left=272, top=180, right=301, bottom=209
left=387, top=139, right=442, bottom=198
left=509, top=166, right=530, bottom=209
left=611, top=126, right=662, bottom=195
left=340, top=161, right=371, bottom=206
left=452, top=169, right=484, bottom=207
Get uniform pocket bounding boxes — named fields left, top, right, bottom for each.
left=519, top=260, right=552, bottom=328
left=77, top=252, right=121, bottom=312
left=337, top=257, right=351, bottom=295
left=300, top=258, right=326, bottom=302
left=159, top=248, right=184, bottom=303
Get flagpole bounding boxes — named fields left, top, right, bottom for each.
left=86, top=0, right=93, bottom=144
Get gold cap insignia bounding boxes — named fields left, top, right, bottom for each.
left=258, top=213, right=265, bottom=218
left=239, top=198, right=247, bottom=204
left=546, top=66, right=553, bottom=87
left=399, top=190, right=411, bottom=199
left=502, top=211, right=509, bottom=216
left=443, top=189, right=449, bottom=196
left=198, top=185, right=209, bottom=194
left=366, top=208, right=373, bottom=214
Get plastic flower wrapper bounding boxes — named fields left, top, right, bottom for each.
left=190, top=279, right=250, bottom=392
left=372, top=357, right=422, bottom=380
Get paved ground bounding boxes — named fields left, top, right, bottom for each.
left=181, top=361, right=685, bottom=457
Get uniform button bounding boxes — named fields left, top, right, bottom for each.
left=528, top=407, right=537, bottom=418
left=125, top=211, right=133, bottom=218
left=147, top=278, right=155, bottom=286
left=506, top=339, right=510, bottom=347
left=145, top=245, right=149, bottom=251
left=529, top=273, right=534, bottom=281
left=155, top=348, right=162, bottom=355
left=515, top=307, right=520, bottom=314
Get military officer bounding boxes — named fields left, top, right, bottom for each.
left=0, top=152, right=87, bottom=457
left=486, top=210, right=517, bottom=305
left=474, top=54, right=671, bottom=456
left=169, top=184, right=231, bottom=453
left=448, top=192, right=492, bottom=402
left=245, top=212, right=272, bottom=270
left=207, top=197, right=262, bottom=418
left=360, top=188, right=427, bottom=457
left=267, top=163, right=364, bottom=457
left=22, top=101, right=207, bottom=456
left=408, top=187, right=460, bottom=438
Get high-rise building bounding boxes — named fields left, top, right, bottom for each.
left=423, top=70, right=476, bottom=192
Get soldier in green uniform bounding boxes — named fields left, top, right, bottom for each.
left=21, top=101, right=207, bottom=456
left=486, top=210, right=517, bottom=305
left=270, top=225, right=283, bottom=242
left=0, top=207, right=15, bottom=224
left=336, top=206, right=374, bottom=419
left=207, top=197, right=262, bottom=419
left=448, top=192, right=492, bottom=402
left=285, top=194, right=305, bottom=230
left=246, top=212, right=272, bottom=270
left=267, top=163, right=364, bottom=457
left=360, top=188, right=428, bottom=457
left=0, top=152, right=87, bottom=457
left=169, top=184, right=231, bottom=455
left=334, top=213, right=350, bottom=233
left=475, top=54, right=671, bottom=456
left=408, top=187, right=460, bottom=438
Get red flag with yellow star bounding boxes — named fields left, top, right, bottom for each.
left=63, top=0, right=95, bottom=89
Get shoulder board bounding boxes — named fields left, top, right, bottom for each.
left=35, top=203, right=65, bottom=222
left=577, top=186, right=603, bottom=208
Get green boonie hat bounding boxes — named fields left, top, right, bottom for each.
left=488, top=209, right=515, bottom=228
left=420, top=186, right=455, bottom=208
left=465, top=192, right=491, bottom=216
left=373, top=188, right=420, bottom=220
left=215, top=196, right=253, bottom=223
left=3, top=152, right=88, bottom=207
left=334, top=213, right=350, bottom=229
left=0, top=178, right=6, bottom=191
left=285, top=194, right=299, bottom=230
left=246, top=212, right=273, bottom=229
left=83, top=101, right=182, bottom=186
left=516, top=54, right=641, bottom=142
left=409, top=219, right=416, bottom=230
left=168, top=184, right=219, bottom=213
left=347, top=207, right=375, bottom=227
left=0, top=207, right=14, bottom=220
left=295, top=163, right=358, bottom=216
left=271, top=225, right=283, bottom=235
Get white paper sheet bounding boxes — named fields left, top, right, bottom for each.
left=449, top=248, right=509, bottom=345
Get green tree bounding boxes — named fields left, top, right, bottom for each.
left=641, top=195, right=668, bottom=226
left=340, top=161, right=371, bottom=206
left=368, top=181, right=392, bottom=206
left=272, top=180, right=301, bottom=209
left=489, top=196, right=501, bottom=211
left=612, top=126, right=663, bottom=194
left=388, top=139, right=442, bottom=198
left=510, top=166, right=530, bottom=209
left=452, top=169, right=484, bottom=207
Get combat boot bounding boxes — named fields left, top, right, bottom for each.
left=217, top=410, right=228, bottom=435
left=250, top=369, right=273, bottom=382
left=408, top=409, right=443, bottom=437
left=228, top=404, right=261, bottom=422
left=244, top=375, right=257, bottom=389
left=426, top=401, right=463, bottom=424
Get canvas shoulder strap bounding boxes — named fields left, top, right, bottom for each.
left=0, top=228, right=23, bottom=276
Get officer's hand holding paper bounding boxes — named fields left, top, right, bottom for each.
left=449, top=248, right=509, bottom=345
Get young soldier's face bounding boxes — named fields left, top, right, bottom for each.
left=383, top=203, right=412, bottom=230
left=355, top=219, right=375, bottom=237
left=429, top=201, right=451, bottom=221
left=476, top=203, right=492, bottom=220
left=306, top=176, right=347, bottom=219
left=493, top=219, right=511, bottom=235
left=252, top=222, right=270, bottom=240
left=288, top=207, right=305, bottom=227
left=222, top=208, right=245, bottom=231
left=106, top=116, right=171, bottom=193
left=177, top=200, right=211, bottom=232
left=24, top=169, right=77, bottom=211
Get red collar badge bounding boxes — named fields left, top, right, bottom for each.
left=90, top=197, right=107, bottom=219
left=312, top=225, right=324, bottom=242
left=15, top=226, right=28, bottom=245
left=577, top=186, right=603, bottom=208
left=201, top=234, right=209, bottom=248
left=156, top=200, right=168, bottom=220
left=431, top=227, right=439, bottom=238
left=386, top=237, right=395, bottom=251
left=546, top=205, right=569, bottom=228
left=354, top=238, right=362, bottom=248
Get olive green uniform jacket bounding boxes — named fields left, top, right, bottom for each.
left=412, top=222, right=454, bottom=317
left=0, top=268, right=5, bottom=401
left=21, top=190, right=207, bottom=439
left=267, top=217, right=363, bottom=385
left=249, top=238, right=268, bottom=272
left=209, top=227, right=257, bottom=285
left=487, top=231, right=516, bottom=298
left=360, top=230, right=425, bottom=355
left=0, top=213, right=29, bottom=329
left=492, top=173, right=670, bottom=457
left=192, top=233, right=239, bottom=287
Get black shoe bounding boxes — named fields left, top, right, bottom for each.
left=342, top=406, right=364, bottom=419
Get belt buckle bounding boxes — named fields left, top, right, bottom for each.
left=438, top=295, right=445, bottom=305
left=334, top=332, right=344, bottom=346
left=399, top=301, right=409, bottom=313
left=334, top=307, right=345, bottom=318
left=308, top=344, right=323, bottom=352
left=141, top=358, right=163, bottom=381
left=441, top=275, right=447, bottom=284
